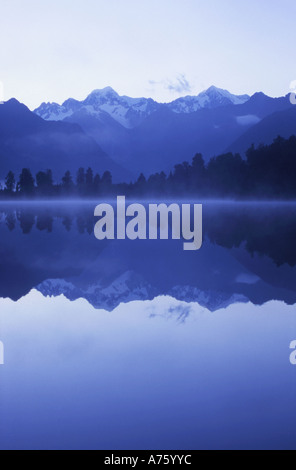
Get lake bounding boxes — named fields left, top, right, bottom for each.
left=0, top=201, right=295, bottom=449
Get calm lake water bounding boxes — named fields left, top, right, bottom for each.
left=0, top=201, right=295, bottom=449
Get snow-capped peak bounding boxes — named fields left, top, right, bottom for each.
left=200, top=85, right=250, bottom=105
left=34, top=85, right=250, bottom=127
left=34, top=88, right=160, bottom=128
left=85, top=87, right=119, bottom=103
left=167, top=86, right=250, bottom=113
left=90, top=86, right=118, bottom=95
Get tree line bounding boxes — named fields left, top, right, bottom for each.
left=1, top=135, right=296, bottom=199
left=2, top=204, right=296, bottom=268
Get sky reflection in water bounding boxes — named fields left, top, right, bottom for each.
left=0, top=202, right=295, bottom=449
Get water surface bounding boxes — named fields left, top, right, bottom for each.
left=0, top=201, right=295, bottom=449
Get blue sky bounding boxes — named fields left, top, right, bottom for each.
left=0, top=0, right=295, bottom=108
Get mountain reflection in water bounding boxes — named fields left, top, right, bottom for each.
left=1, top=201, right=296, bottom=310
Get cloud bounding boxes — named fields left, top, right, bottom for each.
left=149, top=74, right=192, bottom=95
left=166, top=74, right=192, bottom=94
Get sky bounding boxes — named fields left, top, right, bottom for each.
left=0, top=0, right=295, bottom=109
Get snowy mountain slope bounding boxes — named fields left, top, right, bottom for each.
left=34, top=86, right=250, bottom=129
left=35, top=87, right=160, bottom=129
left=167, top=86, right=250, bottom=113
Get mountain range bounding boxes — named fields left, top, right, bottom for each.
left=0, top=86, right=295, bottom=182
left=35, top=86, right=250, bottom=128
left=34, top=86, right=296, bottom=177
left=0, top=98, right=129, bottom=181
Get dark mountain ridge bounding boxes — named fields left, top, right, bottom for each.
left=0, top=99, right=129, bottom=181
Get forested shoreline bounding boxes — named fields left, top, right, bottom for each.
left=1, top=136, right=296, bottom=200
